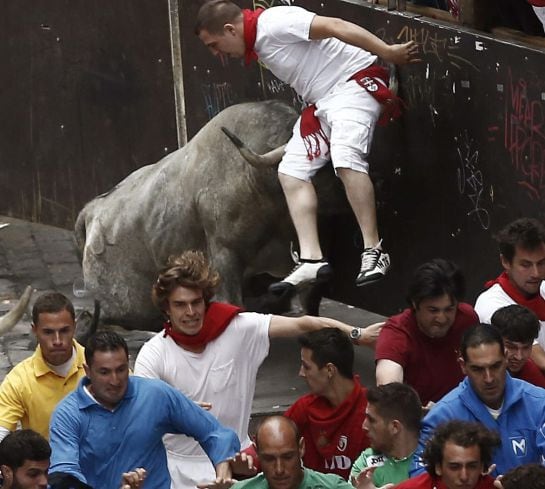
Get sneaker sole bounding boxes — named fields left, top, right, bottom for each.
left=269, top=265, right=334, bottom=295
left=355, top=273, right=386, bottom=287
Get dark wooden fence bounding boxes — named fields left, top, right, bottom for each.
left=2, top=0, right=544, bottom=313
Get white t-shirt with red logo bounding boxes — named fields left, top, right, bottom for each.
left=254, top=6, right=377, bottom=104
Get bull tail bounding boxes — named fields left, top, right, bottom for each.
left=221, top=127, right=286, bottom=168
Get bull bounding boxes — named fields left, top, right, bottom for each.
left=75, top=100, right=350, bottom=331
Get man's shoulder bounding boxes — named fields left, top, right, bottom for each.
left=301, top=468, right=353, bottom=488
left=474, top=284, right=512, bottom=318
left=394, top=472, right=431, bottom=488
left=517, top=359, right=545, bottom=388
left=285, top=392, right=319, bottom=418
left=382, top=309, right=415, bottom=337
left=454, top=302, right=479, bottom=321
left=508, top=375, right=545, bottom=403
left=424, top=382, right=469, bottom=419
left=232, top=473, right=268, bottom=489
left=358, top=448, right=387, bottom=467
left=2, top=353, right=35, bottom=380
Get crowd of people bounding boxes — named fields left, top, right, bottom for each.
left=0, top=214, right=544, bottom=489
left=1, top=1, right=544, bottom=488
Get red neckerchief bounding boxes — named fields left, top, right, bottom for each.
left=163, top=302, right=242, bottom=349
left=305, top=376, right=366, bottom=458
left=349, top=65, right=405, bottom=126
left=433, top=474, right=496, bottom=489
left=485, top=271, right=545, bottom=320
left=242, top=8, right=264, bottom=66
left=528, top=0, right=545, bottom=6
left=300, top=105, right=330, bottom=161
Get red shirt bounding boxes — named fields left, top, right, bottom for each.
left=394, top=472, right=496, bottom=488
left=512, top=358, right=545, bottom=388
left=375, top=303, right=478, bottom=405
left=284, top=380, right=369, bottom=480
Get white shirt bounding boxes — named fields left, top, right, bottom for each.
left=475, top=282, right=545, bottom=349
left=254, top=6, right=377, bottom=104
left=134, top=312, right=271, bottom=489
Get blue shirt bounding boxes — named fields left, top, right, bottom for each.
left=49, top=376, right=240, bottom=489
left=411, top=373, right=545, bottom=477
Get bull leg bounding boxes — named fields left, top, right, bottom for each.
left=298, top=282, right=327, bottom=317
left=209, top=247, right=245, bottom=306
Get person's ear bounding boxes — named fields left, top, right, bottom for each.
left=458, top=356, right=467, bottom=376
left=298, top=437, right=306, bottom=459
left=84, top=363, right=91, bottom=378
left=390, top=419, right=401, bottom=435
left=223, top=23, right=236, bottom=35
left=1, top=465, right=14, bottom=487
left=500, top=254, right=511, bottom=271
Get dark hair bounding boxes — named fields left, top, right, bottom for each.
left=0, top=429, right=51, bottom=471
left=152, top=250, right=220, bottom=313
left=496, top=217, right=545, bottom=263
left=195, top=0, right=243, bottom=35
left=298, top=328, right=353, bottom=379
left=491, top=305, right=539, bottom=344
left=406, top=259, right=465, bottom=308
left=32, top=292, right=75, bottom=324
left=255, top=416, right=300, bottom=452
left=423, top=420, right=500, bottom=477
left=460, top=324, right=504, bottom=362
left=501, top=463, right=545, bottom=489
left=84, top=331, right=128, bottom=366
left=367, top=383, right=422, bottom=434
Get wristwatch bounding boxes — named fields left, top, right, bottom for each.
left=350, top=327, right=362, bottom=344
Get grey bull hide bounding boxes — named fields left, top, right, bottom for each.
left=75, top=100, right=349, bottom=331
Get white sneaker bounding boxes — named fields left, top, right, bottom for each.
left=356, top=247, right=390, bottom=286
left=269, top=261, right=333, bottom=294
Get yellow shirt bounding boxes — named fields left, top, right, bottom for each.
left=0, top=341, right=85, bottom=439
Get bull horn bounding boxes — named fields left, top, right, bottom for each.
left=221, top=127, right=285, bottom=168
left=0, top=286, right=33, bottom=334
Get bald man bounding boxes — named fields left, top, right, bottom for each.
left=232, top=416, right=356, bottom=489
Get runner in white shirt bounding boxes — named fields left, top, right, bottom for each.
left=196, top=1, right=419, bottom=293
left=134, top=250, right=380, bottom=489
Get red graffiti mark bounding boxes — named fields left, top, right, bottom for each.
left=487, top=126, right=499, bottom=142
left=504, top=68, right=545, bottom=200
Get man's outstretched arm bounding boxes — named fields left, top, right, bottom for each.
left=269, top=314, right=383, bottom=347
left=309, top=15, right=419, bottom=65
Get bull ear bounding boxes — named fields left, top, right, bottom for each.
left=0, top=286, right=33, bottom=334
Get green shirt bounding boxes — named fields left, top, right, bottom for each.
left=233, top=468, right=354, bottom=489
left=350, top=448, right=412, bottom=486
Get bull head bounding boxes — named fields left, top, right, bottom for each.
left=0, top=286, right=33, bottom=334
left=221, top=127, right=286, bottom=168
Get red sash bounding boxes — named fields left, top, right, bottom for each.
left=242, top=8, right=264, bottom=66
left=485, top=272, right=545, bottom=320
left=163, top=302, right=242, bottom=349
left=300, top=65, right=404, bottom=160
left=349, top=65, right=404, bottom=126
